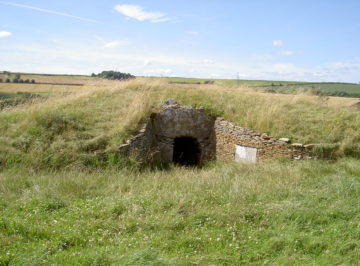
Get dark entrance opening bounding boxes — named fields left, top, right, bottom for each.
left=173, top=137, right=201, bottom=166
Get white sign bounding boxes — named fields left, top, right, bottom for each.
left=235, top=145, right=257, bottom=163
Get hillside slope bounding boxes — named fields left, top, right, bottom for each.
left=0, top=78, right=359, bottom=169
left=0, top=79, right=359, bottom=265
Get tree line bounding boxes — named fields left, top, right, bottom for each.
left=91, top=71, right=135, bottom=80
left=0, top=72, right=36, bottom=84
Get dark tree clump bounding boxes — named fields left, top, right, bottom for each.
left=92, top=71, right=135, bottom=80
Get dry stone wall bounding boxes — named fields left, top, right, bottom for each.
left=119, top=100, right=315, bottom=164
left=215, top=118, right=314, bottom=162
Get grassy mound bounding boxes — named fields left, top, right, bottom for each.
left=0, top=79, right=359, bottom=170
left=0, top=78, right=359, bottom=264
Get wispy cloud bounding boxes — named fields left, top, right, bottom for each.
left=1, top=1, right=101, bottom=23
left=144, top=68, right=173, bottom=75
left=202, top=59, right=214, bottom=64
left=103, top=40, right=128, bottom=48
left=279, top=50, right=296, bottom=56
left=94, top=36, right=128, bottom=48
left=0, top=30, right=11, bottom=38
left=143, top=60, right=152, bottom=66
left=187, top=31, right=199, bottom=35
left=272, top=40, right=283, bottom=47
left=114, top=4, right=171, bottom=23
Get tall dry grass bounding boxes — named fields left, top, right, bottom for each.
left=0, top=78, right=359, bottom=169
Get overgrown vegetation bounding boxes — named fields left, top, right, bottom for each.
left=0, top=92, right=43, bottom=111
left=0, top=77, right=359, bottom=264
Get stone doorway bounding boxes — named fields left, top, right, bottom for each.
left=173, top=137, right=201, bottom=166
left=119, top=99, right=216, bottom=165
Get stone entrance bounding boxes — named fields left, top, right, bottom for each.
left=173, top=137, right=201, bottom=166
left=119, top=99, right=216, bottom=165
left=119, top=99, right=314, bottom=165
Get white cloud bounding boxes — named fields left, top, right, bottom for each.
left=0, top=31, right=11, bottom=38
left=202, top=59, right=214, bottom=64
left=103, top=40, right=128, bottom=48
left=2, top=40, right=359, bottom=82
left=279, top=50, right=296, bottom=56
left=143, top=60, right=152, bottom=66
left=144, top=68, right=172, bottom=75
left=272, top=40, right=283, bottom=47
left=271, top=63, right=299, bottom=73
left=2, top=2, right=101, bottom=23
left=188, top=31, right=199, bottom=35
left=114, top=5, right=171, bottom=23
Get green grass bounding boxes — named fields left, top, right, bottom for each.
left=0, top=92, right=44, bottom=111
left=0, top=92, right=13, bottom=99
left=159, top=77, right=360, bottom=98
left=1, top=159, right=359, bottom=265
left=0, top=78, right=359, bottom=264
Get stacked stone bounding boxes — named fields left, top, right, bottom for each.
left=119, top=100, right=315, bottom=164
left=214, top=118, right=315, bottom=161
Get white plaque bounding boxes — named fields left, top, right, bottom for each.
left=235, top=145, right=257, bottom=163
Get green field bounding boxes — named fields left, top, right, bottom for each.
left=160, top=77, right=360, bottom=98
left=2, top=71, right=360, bottom=98
left=257, top=82, right=360, bottom=97
left=0, top=76, right=359, bottom=265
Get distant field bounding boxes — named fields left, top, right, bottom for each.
left=256, top=82, right=360, bottom=98
left=2, top=72, right=360, bottom=98
left=160, top=77, right=360, bottom=98
left=0, top=75, right=359, bottom=113
left=0, top=76, right=102, bottom=111
left=0, top=72, right=99, bottom=85
left=22, top=74, right=99, bottom=85
left=0, top=83, right=86, bottom=94
left=301, top=83, right=360, bottom=96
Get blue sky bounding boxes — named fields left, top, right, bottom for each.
left=1, top=0, right=360, bottom=82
